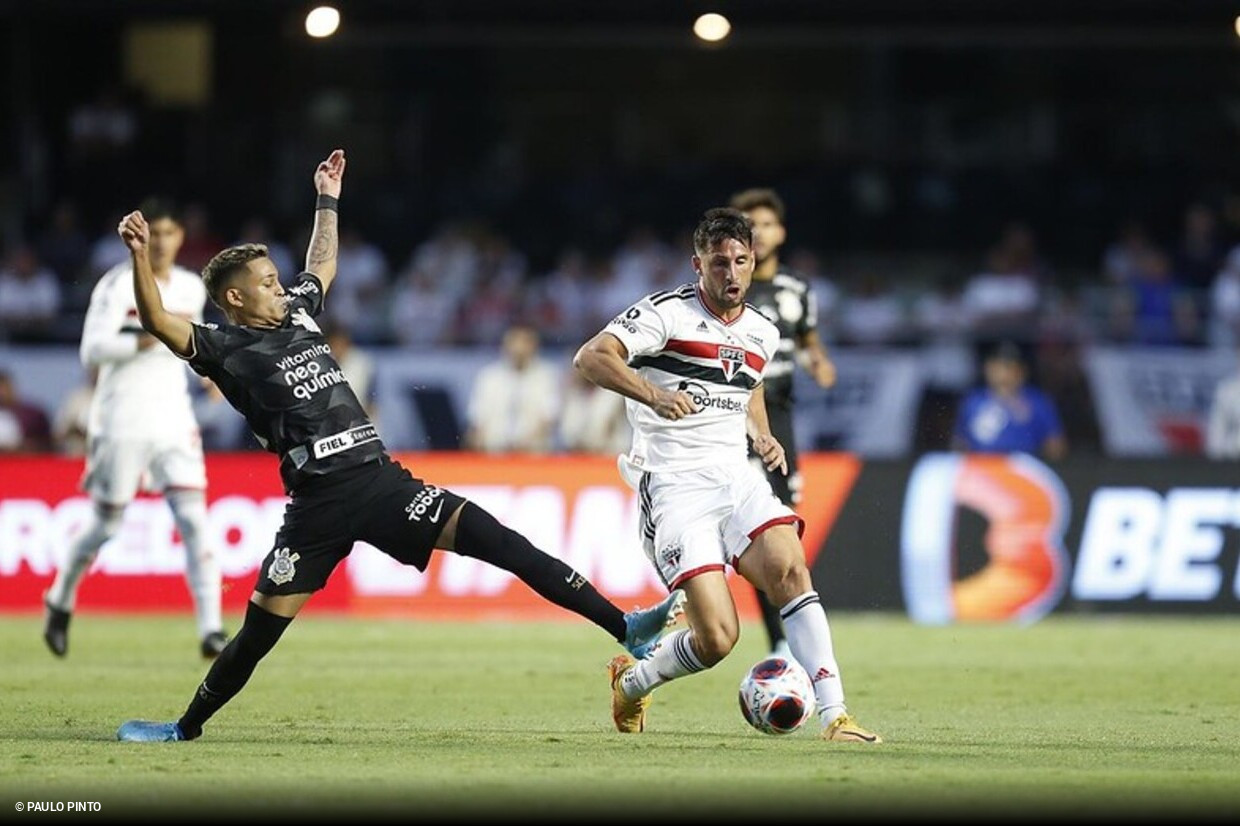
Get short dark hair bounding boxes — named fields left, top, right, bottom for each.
left=201, top=243, right=268, bottom=309
left=729, top=188, right=786, bottom=223
left=693, top=207, right=753, bottom=256
left=137, top=197, right=181, bottom=225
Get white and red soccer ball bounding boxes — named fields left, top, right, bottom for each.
left=738, top=656, right=816, bottom=735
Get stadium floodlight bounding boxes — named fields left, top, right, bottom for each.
left=693, top=13, right=731, bottom=43
left=305, top=6, right=341, bottom=39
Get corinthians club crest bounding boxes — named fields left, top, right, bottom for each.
left=719, top=346, right=745, bottom=382
left=267, top=547, right=301, bottom=586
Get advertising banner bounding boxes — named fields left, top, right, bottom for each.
left=821, top=453, right=1240, bottom=620
left=0, top=453, right=859, bottom=619
left=1081, top=345, right=1236, bottom=456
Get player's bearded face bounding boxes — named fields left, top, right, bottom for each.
left=694, top=238, right=754, bottom=312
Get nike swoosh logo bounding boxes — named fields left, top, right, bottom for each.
left=839, top=729, right=878, bottom=742
left=427, top=499, right=445, bottom=523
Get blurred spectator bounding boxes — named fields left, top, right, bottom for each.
left=0, top=245, right=63, bottom=341
left=389, top=266, right=458, bottom=347
left=527, top=247, right=595, bottom=346
left=326, top=227, right=391, bottom=343
left=952, top=341, right=1067, bottom=460
left=0, top=369, right=53, bottom=452
left=326, top=326, right=377, bottom=421
left=464, top=323, right=558, bottom=453
left=787, top=248, right=841, bottom=341
left=837, top=271, right=910, bottom=346
left=37, top=201, right=91, bottom=291
left=51, top=368, right=96, bottom=456
left=1172, top=202, right=1228, bottom=292
left=913, top=274, right=971, bottom=342
left=176, top=203, right=225, bottom=272
left=88, top=211, right=131, bottom=279
left=960, top=223, right=1047, bottom=342
left=456, top=234, right=527, bottom=346
left=1205, top=360, right=1240, bottom=460
left=1208, top=245, right=1240, bottom=347
left=559, top=369, right=630, bottom=454
left=1107, top=248, right=1200, bottom=346
left=406, top=222, right=483, bottom=304
left=1101, top=220, right=1157, bottom=286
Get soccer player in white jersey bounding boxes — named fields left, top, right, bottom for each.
left=43, top=199, right=228, bottom=660
left=574, top=207, right=880, bottom=743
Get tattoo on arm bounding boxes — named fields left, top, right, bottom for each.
left=305, top=208, right=338, bottom=276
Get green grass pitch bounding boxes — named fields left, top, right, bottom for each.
left=1, top=613, right=1237, bottom=821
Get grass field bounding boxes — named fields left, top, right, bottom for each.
left=1, top=612, right=1237, bottom=821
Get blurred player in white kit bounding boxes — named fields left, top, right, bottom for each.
left=43, top=198, right=228, bottom=660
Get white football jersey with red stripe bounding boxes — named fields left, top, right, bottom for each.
left=80, top=262, right=206, bottom=441
left=606, top=282, right=780, bottom=473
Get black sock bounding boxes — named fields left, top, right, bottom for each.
left=453, top=501, right=628, bottom=642
left=177, top=600, right=293, bottom=739
left=755, top=587, right=786, bottom=649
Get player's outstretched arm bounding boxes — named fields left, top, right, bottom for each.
left=305, top=148, right=344, bottom=294
left=120, top=211, right=193, bottom=358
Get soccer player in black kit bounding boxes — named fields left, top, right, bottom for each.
left=728, top=188, right=836, bottom=660
left=115, top=149, right=683, bottom=742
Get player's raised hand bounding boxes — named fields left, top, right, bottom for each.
left=117, top=211, right=150, bottom=253
left=751, top=432, right=788, bottom=475
left=649, top=385, right=698, bottom=421
left=314, top=148, right=346, bottom=198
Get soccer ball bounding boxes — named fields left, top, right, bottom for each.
left=738, top=656, right=816, bottom=735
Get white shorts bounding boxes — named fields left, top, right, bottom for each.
left=81, top=433, right=207, bottom=505
left=636, top=462, right=803, bottom=590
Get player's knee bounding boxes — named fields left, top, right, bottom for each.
left=765, top=560, right=813, bottom=604
left=92, top=503, right=125, bottom=538
left=693, top=621, right=739, bottom=665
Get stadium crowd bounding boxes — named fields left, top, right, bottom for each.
left=6, top=193, right=1240, bottom=458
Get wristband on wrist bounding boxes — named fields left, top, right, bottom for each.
left=315, top=193, right=339, bottom=211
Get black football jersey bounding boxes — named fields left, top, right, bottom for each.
left=744, top=271, right=817, bottom=407
left=184, top=272, right=384, bottom=491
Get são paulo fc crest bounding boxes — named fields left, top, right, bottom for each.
left=719, top=346, right=745, bottom=381
left=659, top=541, right=683, bottom=570
left=267, top=547, right=301, bottom=586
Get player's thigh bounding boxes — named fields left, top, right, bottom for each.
left=644, top=470, right=732, bottom=590
left=254, top=496, right=354, bottom=596
left=146, top=435, right=207, bottom=492
left=723, top=463, right=804, bottom=570
left=353, top=459, right=468, bottom=571
left=80, top=436, right=147, bottom=506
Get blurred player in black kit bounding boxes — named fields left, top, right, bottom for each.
left=115, top=149, right=683, bottom=742
left=729, top=188, right=836, bottom=660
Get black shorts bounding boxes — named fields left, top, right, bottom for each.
left=255, top=454, right=467, bottom=596
left=749, top=402, right=801, bottom=506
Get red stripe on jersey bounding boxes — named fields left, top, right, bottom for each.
left=665, top=339, right=767, bottom=373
